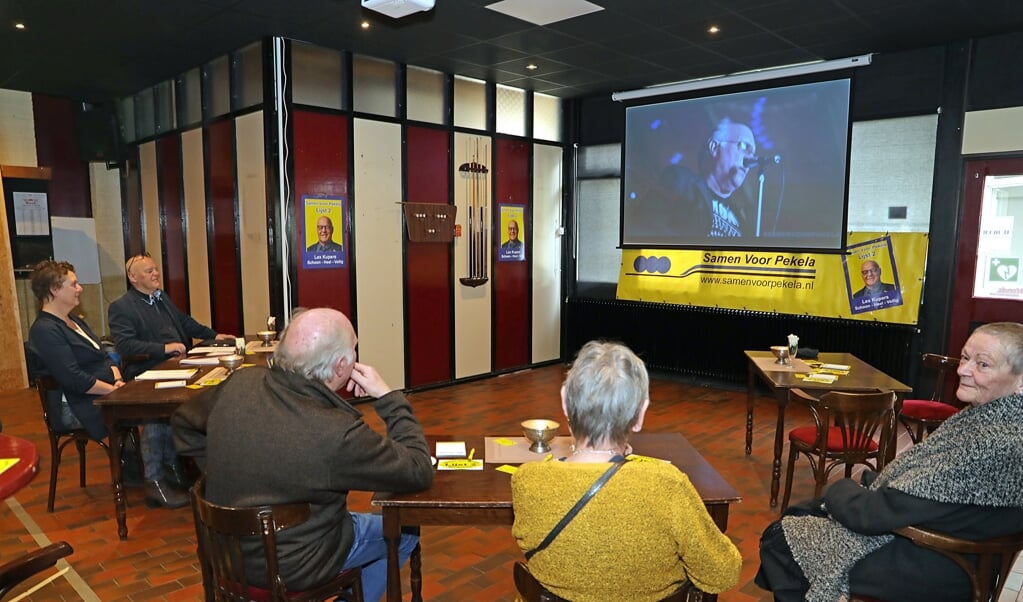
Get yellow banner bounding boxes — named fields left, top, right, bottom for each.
left=616, top=232, right=928, bottom=325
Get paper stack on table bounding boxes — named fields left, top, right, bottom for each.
left=136, top=369, right=197, bottom=380
left=435, top=441, right=467, bottom=458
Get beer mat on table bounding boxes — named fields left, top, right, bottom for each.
left=246, top=340, right=277, bottom=353
left=752, top=357, right=812, bottom=373
left=484, top=436, right=575, bottom=464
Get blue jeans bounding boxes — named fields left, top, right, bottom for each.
left=341, top=512, right=418, bottom=602
left=140, top=422, right=177, bottom=481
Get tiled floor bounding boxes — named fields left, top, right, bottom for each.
left=1, top=363, right=1021, bottom=601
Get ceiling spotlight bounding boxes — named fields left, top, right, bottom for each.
left=361, top=21, right=370, bottom=29
left=14, top=22, right=26, bottom=30
left=526, top=64, right=538, bottom=71
left=707, top=25, right=720, bottom=34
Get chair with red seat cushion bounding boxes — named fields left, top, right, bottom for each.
left=189, top=476, right=363, bottom=602
left=900, top=353, right=962, bottom=444
left=780, top=388, right=896, bottom=511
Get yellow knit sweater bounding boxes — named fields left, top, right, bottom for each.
left=511, top=459, right=742, bottom=601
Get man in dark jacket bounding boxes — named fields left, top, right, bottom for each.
left=108, top=253, right=232, bottom=380
left=172, top=307, right=433, bottom=601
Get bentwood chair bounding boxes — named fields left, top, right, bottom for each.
left=0, top=541, right=73, bottom=600
left=899, top=353, right=962, bottom=443
left=781, top=388, right=896, bottom=511
left=33, top=375, right=142, bottom=512
left=190, top=477, right=363, bottom=602
left=850, top=526, right=1023, bottom=602
left=513, top=561, right=702, bottom=602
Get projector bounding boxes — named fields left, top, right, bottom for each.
left=362, top=0, right=435, bottom=19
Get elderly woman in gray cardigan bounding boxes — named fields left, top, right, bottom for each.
left=755, top=321, right=1023, bottom=602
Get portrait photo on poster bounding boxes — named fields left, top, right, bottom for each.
left=621, top=78, right=851, bottom=251
left=498, top=204, right=526, bottom=262
left=844, top=235, right=903, bottom=314
left=302, top=196, right=346, bottom=269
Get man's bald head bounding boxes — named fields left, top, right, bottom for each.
left=274, top=308, right=357, bottom=384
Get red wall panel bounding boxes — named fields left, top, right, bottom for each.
left=493, top=138, right=530, bottom=370
left=32, top=95, right=90, bottom=217
left=206, top=120, right=241, bottom=335
left=156, top=136, right=188, bottom=308
left=292, top=111, right=351, bottom=316
left=405, top=126, right=453, bottom=387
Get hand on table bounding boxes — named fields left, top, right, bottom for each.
left=164, top=342, right=187, bottom=356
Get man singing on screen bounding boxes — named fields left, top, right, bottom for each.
left=634, top=118, right=757, bottom=240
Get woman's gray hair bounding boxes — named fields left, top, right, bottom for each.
left=273, top=310, right=356, bottom=382
left=563, top=340, right=649, bottom=447
left=974, top=322, right=1023, bottom=374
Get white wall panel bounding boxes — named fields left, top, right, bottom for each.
left=532, top=143, right=562, bottom=363
left=181, top=128, right=212, bottom=328
left=89, top=164, right=127, bottom=336
left=0, top=90, right=37, bottom=166
left=453, top=131, right=493, bottom=378
left=353, top=118, right=405, bottom=386
left=235, top=112, right=270, bottom=335
left=963, top=106, right=1023, bottom=155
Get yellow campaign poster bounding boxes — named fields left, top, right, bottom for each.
left=616, top=232, right=928, bottom=325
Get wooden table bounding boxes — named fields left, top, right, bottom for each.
left=94, top=352, right=271, bottom=539
left=372, top=432, right=740, bottom=602
left=743, top=350, right=911, bottom=507
left=0, top=433, right=39, bottom=500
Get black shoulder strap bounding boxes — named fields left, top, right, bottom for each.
left=524, top=458, right=627, bottom=560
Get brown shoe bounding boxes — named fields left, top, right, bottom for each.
left=144, top=479, right=189, bottom=509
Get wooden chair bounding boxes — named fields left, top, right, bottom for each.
left=190, top=477, right=363, bottom=602
left=899, top=353, right=962, bottom=443
left=0, top=541, right=73, bottom=599
left=513, top=561, right=704, bottom=602
left=850, top=526, right=1023, bottom=602
left=33, top=375, right=141, bottom=512
left=781, top=388, right=896, bottom=511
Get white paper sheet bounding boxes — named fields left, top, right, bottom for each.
left=135, top=369, right=197, bottom=380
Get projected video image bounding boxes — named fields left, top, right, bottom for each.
left=622, top=79, right=851, bottom=251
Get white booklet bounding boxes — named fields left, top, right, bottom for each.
left=435, top=441, right=467, bottom=458
left=135, top=368, right=197, bottom=380
left=180, top=356, right=221, bottom=366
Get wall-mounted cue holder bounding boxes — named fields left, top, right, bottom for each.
left=401, top=202, right=457, bottom=243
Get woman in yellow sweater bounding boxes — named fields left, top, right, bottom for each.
left=511, top=341, right=742, bottom=601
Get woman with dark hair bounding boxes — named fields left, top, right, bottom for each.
left=27, top=260, right=188, bottom=509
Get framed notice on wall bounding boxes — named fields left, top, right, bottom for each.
left=12, top=191, right=48, bottom=235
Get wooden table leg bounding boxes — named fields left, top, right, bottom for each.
left=382, top=507, right=403, bottom=602
left=769, top=389, right=788, bottom=508
left=104, top=414, right=129, bottom=540
left=410, top=542, right=423, bottom=602
left=745, top=362, right=756, bottom=455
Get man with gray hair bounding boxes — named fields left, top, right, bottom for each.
left=172, top=307, right=432, bottom=601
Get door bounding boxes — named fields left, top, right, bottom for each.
left=948, top=157, right=1023, bottom=355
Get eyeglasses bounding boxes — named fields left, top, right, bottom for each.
left=126, top=252, right=151, bottom=273
left=861, top=268, right=880, bottom=276
left=317, top=225, right=333, bottom=231
left=717, top=139, right=756, bottom=156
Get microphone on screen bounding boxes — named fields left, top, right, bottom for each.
left=743, top=154, right=782, bottom=168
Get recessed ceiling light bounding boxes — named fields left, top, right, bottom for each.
left=708, top=25, right=720, bottom=34
left=361, top=21, right=370, bottom=29
left=14, top=22, right=26, bottom=30
left=526, top=63, right=538, bottom=71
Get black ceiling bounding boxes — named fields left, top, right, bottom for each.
left=3, top=0, right=1023, bottom=103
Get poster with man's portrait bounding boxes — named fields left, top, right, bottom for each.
left=498, top=204, right=525, bottom=262
left=302, top=196, right=346, bottom=269
left=843, top=235, right=903, bottom=314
